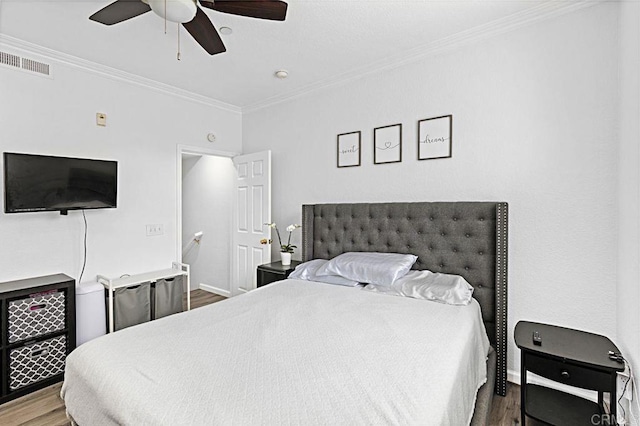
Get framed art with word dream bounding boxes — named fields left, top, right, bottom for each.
left=418, top=115, right=452, bottom=160
left=373, top=123, right=402, bottom=165
left=337, top=131, right=361, bottom=168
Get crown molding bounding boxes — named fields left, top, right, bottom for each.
left=242, top=0, right=604, bottom=114
left=0, top=34, right=242, bottom=114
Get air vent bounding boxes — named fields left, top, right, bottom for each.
left=0, top=51, right=21, bottom=68
left=0, top=50, right=52, bottom=78
left=21, top=58, right=50, bottom=75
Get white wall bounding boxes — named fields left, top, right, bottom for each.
left=182, top=154, right=235, bottom=295
left=617, top=0, right=640, bottom=422
left=243, top=3, right=620, bottom=377
left=0, top=47, right=242, bottom=285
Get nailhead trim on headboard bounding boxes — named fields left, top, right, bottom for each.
left=495, top=202, right=508, bottom=397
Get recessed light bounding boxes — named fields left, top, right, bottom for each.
left=219, top=26, right=232, bottom=35
left=274, top=70, right=289, bottom=79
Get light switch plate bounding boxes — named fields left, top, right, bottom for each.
left=146, top=224, right=164, bottom=236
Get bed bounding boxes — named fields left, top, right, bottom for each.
left=62, top=201, right=508, bottom=425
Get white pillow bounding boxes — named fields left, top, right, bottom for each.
left=315, top=252, right=418, bottom=286
left=287, top=259, right=360, bottom=287
left=363, top=270, right=475, bottom=305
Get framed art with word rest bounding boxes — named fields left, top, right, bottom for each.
left=418, top=115, right=452, bottom=160
left=337, top=131, right=361, bottom=168
left=374, top=123, right=402, bottom=165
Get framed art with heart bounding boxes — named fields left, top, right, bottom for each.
left=373, top=123, right=402, bottom=164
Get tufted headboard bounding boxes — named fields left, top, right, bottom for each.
left=301, top=201, right=508, bottom=396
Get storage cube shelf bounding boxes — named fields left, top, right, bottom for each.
left=0, top=274, right=76, bottom=404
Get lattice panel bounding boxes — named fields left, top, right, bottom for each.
left=8, top=290, right=66, bottom=343
left=9, top=335, right=67, bottom=391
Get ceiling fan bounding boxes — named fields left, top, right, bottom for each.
left=89, top=0, right=288, bottom=55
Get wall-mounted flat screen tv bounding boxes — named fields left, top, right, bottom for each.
left=3, top=152, right=117, bottom=214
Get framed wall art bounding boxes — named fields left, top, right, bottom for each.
left=418, top=115, right=452, bottom=160
left=337, top=131, right=361, bottom=168
left=373, top=123, right=402, bottom=164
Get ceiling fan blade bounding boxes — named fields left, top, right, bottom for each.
left=89, top=0, right=151, bottom=25
left=182, top=7, right=227, bottom=55
left=200, top=0, right=287, bottom=21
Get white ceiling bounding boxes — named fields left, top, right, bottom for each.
left=0, top=0, right=578, bottom=109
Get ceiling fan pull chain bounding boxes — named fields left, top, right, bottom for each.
left=164, top=0, right=167, bottom=34
left=177, top=23, right=181, bottom=61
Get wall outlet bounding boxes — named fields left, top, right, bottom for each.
left=618, top=370, right=633, bottom=402
left=146, top=224, right=164, bottom=236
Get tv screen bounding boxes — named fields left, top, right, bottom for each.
left=3, top=153, right=117, bottom=214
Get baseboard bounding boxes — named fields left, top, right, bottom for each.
left=199, top=283, right=231, bottom=297
left=508, top=369, right=598, bottom=402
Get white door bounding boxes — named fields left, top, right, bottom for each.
left=232, top=151, right=271, bottom=295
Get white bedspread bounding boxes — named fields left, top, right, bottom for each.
left=62, top=279, right=490, bottom=425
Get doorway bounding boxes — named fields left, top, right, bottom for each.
left=180, top=149, right=235, bottom=296
left=176, top=145, right=272, bottom=297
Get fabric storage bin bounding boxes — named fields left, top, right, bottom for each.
left=8, top=290, right=66, bottom=343
left=110, top=283, right=151, bottom=331
left=9, top=334, right=67, bottom=391
left=151, top=277, right=183, bottom=320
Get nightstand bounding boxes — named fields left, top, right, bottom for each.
left=256, top=261, right=301, bottom=288
left=515, top=321, right=625, bottom=426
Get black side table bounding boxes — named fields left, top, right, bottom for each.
left=515, top=321, right=625, bottom=425
left=256, top=261, right=301, bottom=288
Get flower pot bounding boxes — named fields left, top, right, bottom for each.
left=281, top=252, right=292, bottom=266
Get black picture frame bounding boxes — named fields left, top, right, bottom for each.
left=373, top=123, right=402, bottom=165
left=418, top=115, right=452, bottom=160
left=337, top=131, right=361, bottom=168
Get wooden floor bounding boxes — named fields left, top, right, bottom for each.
left=184, top=287, right=226, bottom=309
left=0, top=289, right=224, bottom=426
left=0, top=288, right=532, bottom=426
left=489, top=383, right=545, bottom=425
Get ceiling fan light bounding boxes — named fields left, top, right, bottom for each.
left=148, top=0, right=196, bottom=23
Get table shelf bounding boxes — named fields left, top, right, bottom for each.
left=97, top=262, right=190, bottom=333
left=525, top=384, right=604, bottom=426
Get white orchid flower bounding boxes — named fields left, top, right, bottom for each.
left=261, top=223, right=300, bottom=253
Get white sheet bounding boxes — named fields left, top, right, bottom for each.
left=62, top=279, right=490, bottom=425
